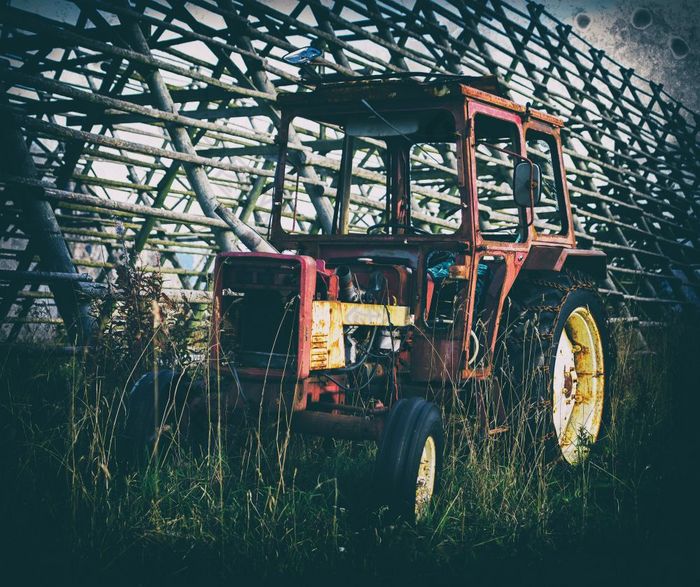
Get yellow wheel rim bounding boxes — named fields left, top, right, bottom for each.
left=552, top=306, right=605, bottom=464
left=415, top=435, right=437, bottom=518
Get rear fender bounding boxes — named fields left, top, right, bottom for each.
left=559, top=249, right=607, bottom=281
left=523, top=246, right=607, bottom=281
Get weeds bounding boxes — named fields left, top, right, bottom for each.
left=0, top=277, right=697, bottom=584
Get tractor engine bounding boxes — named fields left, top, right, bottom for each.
left=214, top=252, right=414, bottom=410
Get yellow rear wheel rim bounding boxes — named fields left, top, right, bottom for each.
left=552, top=306, right=605, bottom=464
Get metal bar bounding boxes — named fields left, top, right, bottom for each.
left=0, top=269, right=93, bottom=283
left=1, top=111, right=95, bottom=344
left=291, top=410, right=385, bottom=441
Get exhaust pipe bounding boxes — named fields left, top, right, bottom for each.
left=336, top=265, right=361, bottom=302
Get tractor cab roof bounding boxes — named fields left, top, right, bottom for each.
left=277, top=73, right=564, bottom=128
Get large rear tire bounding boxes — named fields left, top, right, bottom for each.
left=500, top=271, right=609, bottom=464
left=375, top=397, right=444, bottom=521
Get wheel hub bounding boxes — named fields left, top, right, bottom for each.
left=562, top=365, right=578, bottom=399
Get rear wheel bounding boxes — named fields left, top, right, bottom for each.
left=501, top=271, right=609, bottom=464
left=375, top=397, right=444, bottom=520
left=552, top=304, right=606, bottom=463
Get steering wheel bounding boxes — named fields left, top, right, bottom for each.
left=405, top=225, right=432, bottom=235
left=365, top=222, right=391, bottom=234
left=366, top=223, right=432, bottom=235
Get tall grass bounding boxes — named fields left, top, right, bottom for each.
left=1, top=291, right=697, bottom=584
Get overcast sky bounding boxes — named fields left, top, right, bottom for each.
left=538, top=0, right=698, bottom=112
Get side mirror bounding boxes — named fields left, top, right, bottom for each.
left=513, top=161, right=542, bottom=207
left=283, top=46, right=322, bottom=65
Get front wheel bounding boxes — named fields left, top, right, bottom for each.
left=124, top=369, right=203, bottom=463
left=375, top=397, right=444, bottom=521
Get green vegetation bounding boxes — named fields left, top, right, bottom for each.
left=1, top=292, right=697, bottom=585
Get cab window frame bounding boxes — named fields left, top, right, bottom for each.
left=524, top=125, right=569, bottom=237
left=271, top=104, right=470, bottom=244
left=470, top=109, right=526, bottom=244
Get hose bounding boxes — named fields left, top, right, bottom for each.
left=317, top=325, right=378, bottom=375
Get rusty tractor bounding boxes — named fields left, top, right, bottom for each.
left=127, top=66, right=609, bottom=520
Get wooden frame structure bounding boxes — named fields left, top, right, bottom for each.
left=0, top=0, right=698, bottom=345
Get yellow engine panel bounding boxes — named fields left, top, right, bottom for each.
left=309, top=301, right=413, bottom=371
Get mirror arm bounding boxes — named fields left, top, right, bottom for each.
left=477, top=142, right=528, bottom=163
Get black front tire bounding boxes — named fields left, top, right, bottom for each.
left=375, top=397, right=444, bottom=521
